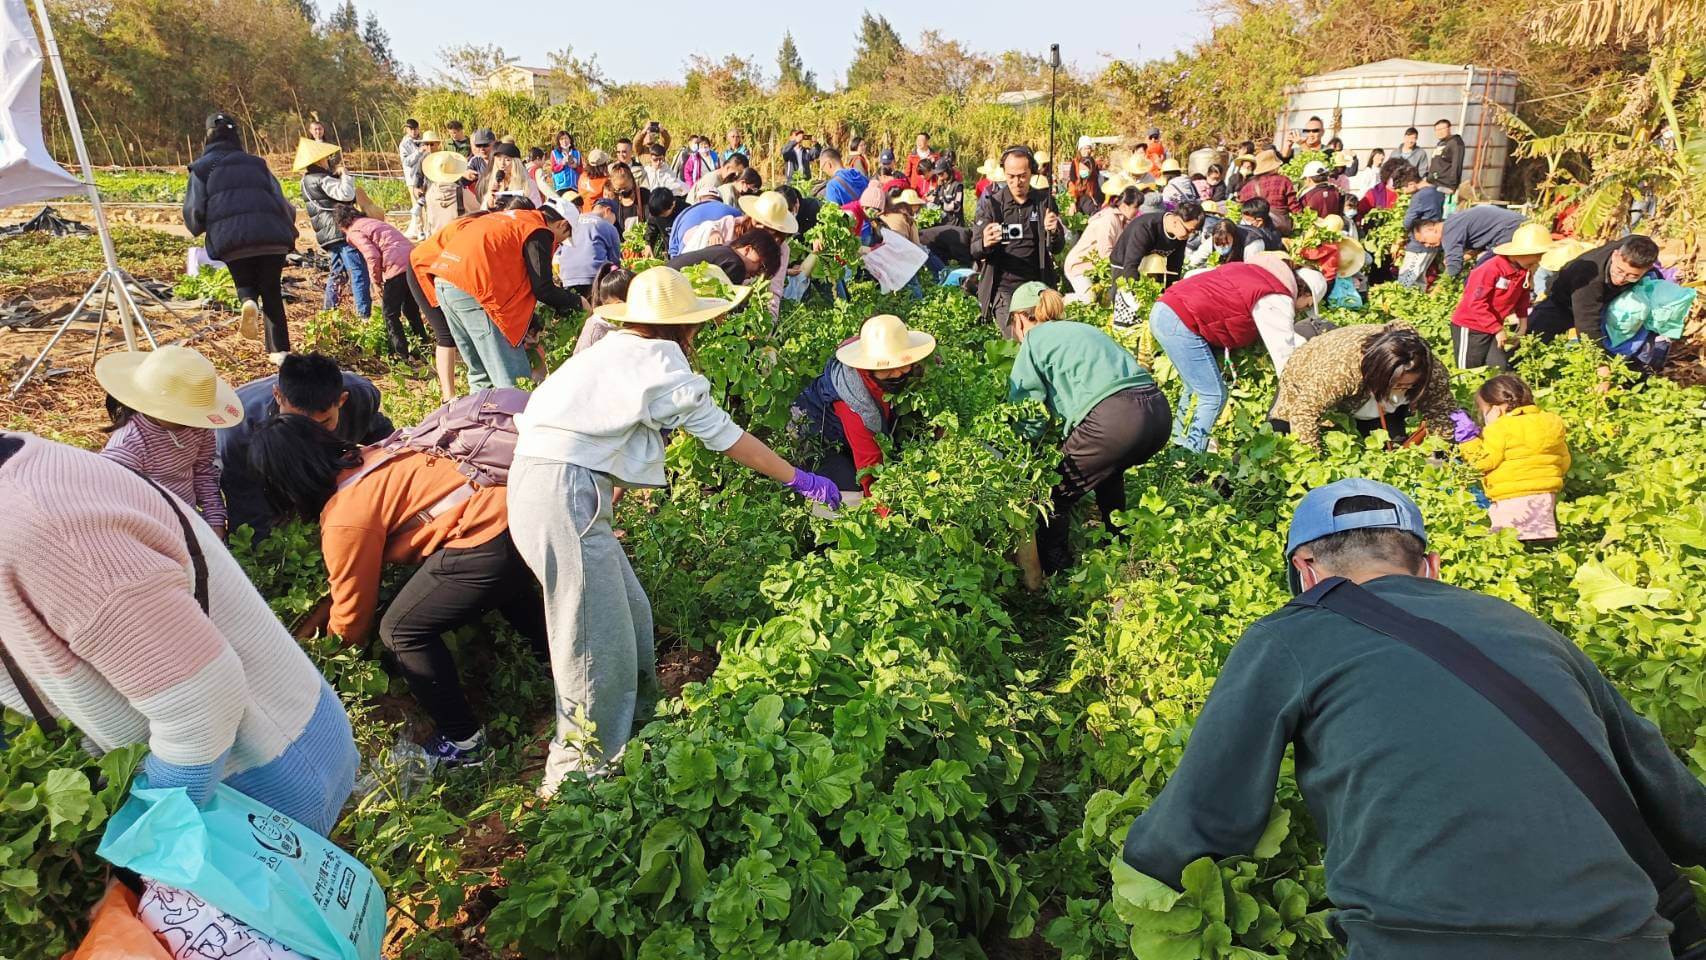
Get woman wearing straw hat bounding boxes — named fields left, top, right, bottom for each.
left=1449, top=222, right=1554, bottom=370
left=1006, top=282, right=1171, bottom=574
left=1063, top=182, right=1142, bottom=301
left=678, top=190, right=800, bottom=318
left=97, top=345, right=244, bottom=538
left=1147, top=252, right=1326, bottom=453
left=183, top=113, right=297, bottom=359
left=509, top=266, right=841, bottom=793
left=789, top=314, right=935, bottom=508
left=295, top=138, right=372, bottom=344
left=420, top=149, right=482, bottom=237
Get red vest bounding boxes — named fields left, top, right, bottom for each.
left=1158, top=262, right=1292, bottom=349
left=419, top=209, right=548, bottom=347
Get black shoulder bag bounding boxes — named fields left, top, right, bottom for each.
left=0, top=479, right=209, bottom=734
left=1291, top=577, right=1706, bottom=958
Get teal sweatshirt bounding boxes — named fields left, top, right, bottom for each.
left=1122, top=575, right=1706, bottom=960
left=1006, top=321, right=1153, bottom=432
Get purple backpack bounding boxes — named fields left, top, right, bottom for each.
left=337, top=389, right=529, bottom=528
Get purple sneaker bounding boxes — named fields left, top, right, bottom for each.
left=423, top=729, right=488, bottom=769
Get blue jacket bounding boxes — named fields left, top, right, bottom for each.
left=667, top=200, right=741, bottom=259
left=1403, top=187, right=1446, bottom=253
left=825, top=168, right=870, bottom=208
left=183, top=141, right=297, bottom=262
left=1441, top=205, right=1525, bottom=278
left=217, top=371, right=392, bottom=536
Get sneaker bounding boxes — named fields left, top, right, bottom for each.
left=423, top=729, right=488, bottom=769
left=238, top=299, right=261, bottom=340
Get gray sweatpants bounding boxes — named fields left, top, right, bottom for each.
left=508, top=456, right=657, bottom=794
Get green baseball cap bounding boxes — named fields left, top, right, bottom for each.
left=1009, top=281, right=1050, bottom=313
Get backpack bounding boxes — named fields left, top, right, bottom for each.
left=337, top=388, right=529, bottom=528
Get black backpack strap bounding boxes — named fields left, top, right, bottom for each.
left=1291, top=577, right=1704, bottom=953
left=0, top=637, right=57, bottom=732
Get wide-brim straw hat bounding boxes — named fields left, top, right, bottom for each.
left=1123, top=153, right=1152, bottom=177
left=1318, top=214, right=1347, bottom=235
left=422, top=151, right=469, bottom=185
left=291, top=137, right=340, bottom=171
left=594, top=266, right=737, bottom=326
left=1102, top=173, right=1136, bottom=197
left=1138, top=253, right=1176, bottom=276
left=890, top=189, right=926, bottom=208
left=835, top=314, right=937, bottom=371
left=1030, top=174, right=1051, bottom=191
left=1493, top=222, right=1557, bottom=258
left=418, top=130, right=443, bottom=144
left=977, top=157, right=1003, bottom=178
left=95, top=345, right=243, bottom=429
left=738, top=191, right=799, bottom=234
left=1159, top=157, right=1183, bottom=175
left=1336, top=237, right=1367, bottom=277
left=1034, top=150, right=1052, bottom=166
left=1235, top=153, right=1257, bottom=165
left=1540, top=238, right=1596, bottom=273
left=1252, top=149, right=1284, bottom=176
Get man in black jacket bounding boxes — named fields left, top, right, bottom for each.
left=1428, top=119, right=1466, bottom=197
left=1527, top=235, right=1657, bottom=352
left=1111, top=200, right=1204, bottom=283
left=969, top=147, right=1064, bottom=338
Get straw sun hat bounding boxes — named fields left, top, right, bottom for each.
left=95, top=345, right=243, bottom=429
left=738, top=191, right=800, bottom=234
left=594, top=267, right=739, bottom=326
left=422, top=151, right=469, bottom=184
left=889, top=189, right=926, bottom=208
left=1494, top=223, right=1557, bottom=258
left=1252, top=148, right=1285, bottom=176
left=835, top=314, right=937, bottom=371
left=1138, top=253, right=1176, bottom=276
left=290, top=137, right=340, bottom=172
left=1101, top=173, right=1136, bottom=197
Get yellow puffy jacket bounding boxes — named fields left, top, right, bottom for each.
left=1461, top=405, right=1571, bottom=501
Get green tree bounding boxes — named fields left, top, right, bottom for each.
left=360, top=13, right=394, bottom=70
left=326, top=0, right=358, bottom=33
left=437, top=42, right=514, bottom=88
left=777, top=31, right=816, bottom=93
left=845, top=11, right=905, bottom=89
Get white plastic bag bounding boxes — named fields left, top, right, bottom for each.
left=861, top=233, right=929, bottom=293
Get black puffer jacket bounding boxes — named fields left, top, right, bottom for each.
left=300, top=168, right=357, bottom=249
left=183, top=141, right=296, bottom=261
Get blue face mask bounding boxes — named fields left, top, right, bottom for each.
left=1215, top=244, right=1233, bottom=257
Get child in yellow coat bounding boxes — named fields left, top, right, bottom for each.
left=1452, top=374, right=1570, bottom=541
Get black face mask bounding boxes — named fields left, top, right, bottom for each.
left=873, top=368, right=920, bottom=392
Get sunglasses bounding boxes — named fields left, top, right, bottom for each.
left=1304, top=127, right=1323, bottom=134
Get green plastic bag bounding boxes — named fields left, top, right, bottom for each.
left=98, top=781, right=384, bottom=960
left=1607, top=277, right=1698, bottom=345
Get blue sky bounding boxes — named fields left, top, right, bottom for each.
left=353, top=1, right=1210, bottom=86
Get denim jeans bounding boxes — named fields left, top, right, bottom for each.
left=435, top=279, right=533, bottom=389
left=1148, top=301, right=1224, bottom=453
left=323, top=241, right=372, bottom=316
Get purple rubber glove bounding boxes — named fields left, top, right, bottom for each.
left=1449, top=409, right=1482, bottom=443
left=784, top=468, right=844, bottom=508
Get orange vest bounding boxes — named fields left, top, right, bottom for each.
left=420, top=209, right=548, bottom=347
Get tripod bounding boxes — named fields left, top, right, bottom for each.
left=7, top=0, right=190, bottom=398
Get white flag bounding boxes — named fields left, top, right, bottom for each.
left=0, top=0, right=83, bottom=208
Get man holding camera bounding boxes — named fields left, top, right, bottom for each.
left=971, top=147, right=1064, bottom=339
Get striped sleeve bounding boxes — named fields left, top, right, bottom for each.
left=191, top=429, right=226, bottom=530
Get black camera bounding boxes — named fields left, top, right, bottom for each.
left=648, top=121, right=661, bottom=133
left=1003, top=223, right=1025, bottom=242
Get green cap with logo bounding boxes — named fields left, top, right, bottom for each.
left=1009, top=281, right=1050, bottom=313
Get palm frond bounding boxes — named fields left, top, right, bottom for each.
left=1529, top=0, right=1706, bottom=48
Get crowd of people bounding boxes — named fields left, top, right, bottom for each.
left=1, top=103, right=1702, bottom=960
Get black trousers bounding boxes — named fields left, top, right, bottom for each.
left=380, top=273, right=428, bottom=355
left=1271, top=403, right=1413, bottom=441
left=377, top=530, right=547, bottom=741
left=1040, top=386, right=1172, bottom=573
left=403, top=265, right=456, bottom=348
left=1452, top=325, right=1509, bottom=370
left=226, top=254, right=289, bottom=353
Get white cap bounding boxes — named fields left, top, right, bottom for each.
left=1302, top=160, right=1328, bottom=178
left=1297, top=267, right=1329, bottom=315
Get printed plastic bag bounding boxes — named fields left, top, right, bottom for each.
left=861, top=233, right=929, bottom=293
left=1608, top=277, right=1699, bottom=345
left=98, top=782, right=384, bottom=960
left=139, top=879, right=313, bottom=960
left=72, top=881, right=173, bottom=960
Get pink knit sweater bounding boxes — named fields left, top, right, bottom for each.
left=0, top=433, right=354, bottom=830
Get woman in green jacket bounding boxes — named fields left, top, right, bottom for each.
left=1007, top=282, right=1172, bottom=573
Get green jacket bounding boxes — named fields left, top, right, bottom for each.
left=1122, top=575, right=1706, bottom=960
left=1007, top=321, right=1153, bottom=432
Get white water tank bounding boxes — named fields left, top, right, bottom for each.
left=1277, top=59, right=1519, bottom=200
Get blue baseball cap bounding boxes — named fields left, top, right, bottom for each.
left=1285, top=479, right=1427, bottom=592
